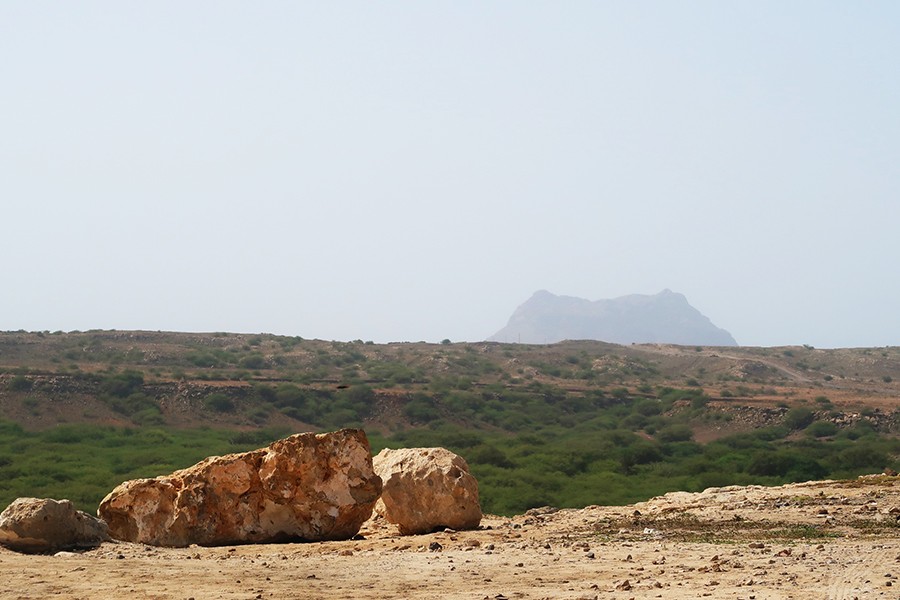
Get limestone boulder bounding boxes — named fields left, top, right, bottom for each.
left=98, top=429, right=382, bottom=547
left=0, top=497, right=109, bottom=553
left=373, top=447, right=481, bottom=535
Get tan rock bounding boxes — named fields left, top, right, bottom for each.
left=373, top=447, right=481, bottom=535
left=0, top=497, right=109, bottom=553
left=98, top=429, right=381, bottom=547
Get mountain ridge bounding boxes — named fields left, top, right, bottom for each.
left=489, top=289, right=737, bottom=346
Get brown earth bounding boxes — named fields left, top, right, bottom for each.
left=3, top=476, right=900, bottom=599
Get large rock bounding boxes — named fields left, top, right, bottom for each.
left=98, top=429, right=382, bottom=547
left=373, top=447, right=481, bottom=535
left=0, top=497, right=109, bottom=553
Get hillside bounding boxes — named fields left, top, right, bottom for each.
left=0, top=329, right=899, bottom=515
left=490, top=289, right=738, bottom=346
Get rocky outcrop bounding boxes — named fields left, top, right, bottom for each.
left=490, top=289, right=737, bottom=346
left=0, top=497, right=109, bottom=553
left=373, top=447, right=481, bottom=535
left=98, top=429, right=382, bottom=547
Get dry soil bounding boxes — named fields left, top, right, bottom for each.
left=3, top=476, right=900, bottom=599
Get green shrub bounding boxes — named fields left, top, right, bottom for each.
left=839, top=443, right=888, bottom=470
left=657, top=424, right=694, bottom=443
left=806, top=421, right=838, bottom=438
left=107, top=393, right=158, bottom=418
left=747, top=449, right=827, bottom=481
left=633, top=399, right=662, bottom=417
left=204, top=393, right=235, bottom=413
left=620, top=442, right=663, bottom=472
left=131, top=408, right=165, bottom=426
left=239, top=354, right=266, bottom=369
left=814, top=396, right=832, bottom=406
left=274, top=384, right=308, bottom=409
left=403, top=393, right=437, bottom=424
left=100, top=371, right=144, bottom=398
left=784, top=407, right=814, bottom=430
left=7, top=376, right=32, bottom=392
left=468, top=444, right=514, bottom=468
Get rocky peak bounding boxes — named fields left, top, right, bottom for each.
left=489, top=289, right=737, bottom=346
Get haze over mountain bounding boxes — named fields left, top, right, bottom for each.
left=490, top=290, right=737, bottom=346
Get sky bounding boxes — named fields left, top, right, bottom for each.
left=2, top=2, right=898, bottom=348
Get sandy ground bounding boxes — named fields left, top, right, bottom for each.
left=3, top=477, right=900, bottom=600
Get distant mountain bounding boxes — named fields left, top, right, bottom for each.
left=489, top=289, right=737, bottom=346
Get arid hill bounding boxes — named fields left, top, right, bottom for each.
left=0, top=329, right=896, bottom=432
left=1, top=329, right=898, bottom=515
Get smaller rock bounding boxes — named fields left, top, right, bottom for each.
left=373, top=447, right=481, bottom=535
left=0, top=498, right=109, bottom=554
left=524, top=506, right=559, bottom=516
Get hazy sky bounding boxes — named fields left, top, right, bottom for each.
left=2, top=2, right=898, bottom=348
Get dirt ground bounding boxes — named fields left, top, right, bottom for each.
left=3, top=477, right=900, bottom=600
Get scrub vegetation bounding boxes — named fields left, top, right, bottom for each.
left=0, top=330, right=898, bottom=515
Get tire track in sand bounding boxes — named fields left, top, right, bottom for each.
left=827, top=544, right=896, bottom=599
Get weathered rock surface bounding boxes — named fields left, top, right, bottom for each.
left=0, top=497, right=109, bottom=553
left=373, top=447, right=481, bottom=535
left=98, top=429, right=382, bottom=547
